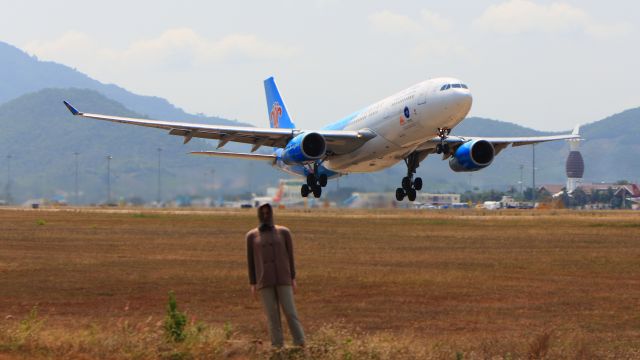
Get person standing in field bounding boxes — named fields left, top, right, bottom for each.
left=246, top=203, right=305, bottom=348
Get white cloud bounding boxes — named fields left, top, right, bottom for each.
left=369, top=10, right=422, bottom=34
left=24, top=28, right=297, bottom=72
left=369, top=9, right=461, bottom=59
left=369, top=9, right=452, bottom=34
left=126, top=29, right=296, bottom=65
left=421, top=10, right=452, bottom=33
left=474, top=0, right=632, bottom=38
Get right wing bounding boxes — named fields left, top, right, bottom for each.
left=416, top=125, right=581, bottom=157
left=63, top=101, right=376, bottom=154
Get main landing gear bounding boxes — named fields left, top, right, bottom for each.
left=301, top=162, right=328, bottom=198
left=396, top=152, right=423, bottom=202
left=435, top=127, right=451, bottom=155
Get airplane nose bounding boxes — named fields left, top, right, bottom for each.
left=454, top=89, right=473, bottom=110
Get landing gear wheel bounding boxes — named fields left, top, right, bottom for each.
left=312, top=185, right=322, bottom=198
left=435, top=144, right=443, bottom=154
left=414, top=177, right=423, bottom=191
left=407, top=188, right=417, bottom=202
left=306, top=174, right=316, bottom=187
left=301, top=184, right=310, bottom=197
left=443, top=143, right=450, bottom=154
left=319, top=174, right=328, bottom=187
left=398, top=151, right=423, bottom=201
left=402, top=176, right=412, bottom=191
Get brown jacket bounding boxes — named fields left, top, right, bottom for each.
left=246, top=225, right=296, bottom=289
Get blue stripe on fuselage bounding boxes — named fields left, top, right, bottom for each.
left=321, top=109, right=363, bottom=131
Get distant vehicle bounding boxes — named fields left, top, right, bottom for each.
left=483, top=201, right=501, bottom=210
left=451, top=203, right=470, bottom=209
left=500, top=196, right=519, bottom=208
left=64, top=77, right=579, bottom=202
left=416, top=204, right=438, bottom=209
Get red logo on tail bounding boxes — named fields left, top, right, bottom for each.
left=270, top=102, right=282, bottom=128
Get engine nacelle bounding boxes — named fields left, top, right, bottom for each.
left=449, top=139, right=495, bottom=172
left=282, top=132, right=327, bottom=164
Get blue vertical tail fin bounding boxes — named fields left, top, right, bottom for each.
left=264, top=77, right=296, bottom=129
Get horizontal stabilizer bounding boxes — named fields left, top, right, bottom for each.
left=190, top=151, right=277, bottom=161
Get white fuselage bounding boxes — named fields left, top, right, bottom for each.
left=322, top=77, right=472, bottom=173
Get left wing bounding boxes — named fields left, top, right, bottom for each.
left=62, top=101, right=376, bottom=154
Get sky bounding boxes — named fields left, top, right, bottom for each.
left=1, top=0, right=638, bottom=131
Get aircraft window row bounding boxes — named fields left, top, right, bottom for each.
left=352, top=109, right=379, bottom=125
left=392, top=94, right=415, bottom=106
left=440, top=83, right=468, bottom=91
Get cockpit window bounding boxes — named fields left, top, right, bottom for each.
left=441, top=83, right=469, bottom=91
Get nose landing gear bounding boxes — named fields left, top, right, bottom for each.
left=435, top=127, right=451, bottom=155
left=301, top=162, right=328, bottom=198
left=396, top=152, right=424, bottom=202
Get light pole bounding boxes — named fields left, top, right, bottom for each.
left=248, top=162, right=254, bottom=192
left=519, top=164, right=524, bottom=198
left=74, top=152, right=79, bottom=205
left=157, top=148, right=162, bottom=204
left=106, top=155, right=113, bottom=204
left=5, top=154, right=12, bottom=204
left=210, top=168, right=215, bottom=197
left=532, top=144, right=536, bottom=203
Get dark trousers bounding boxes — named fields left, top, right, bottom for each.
left=259, top=285, right=305, bottom=347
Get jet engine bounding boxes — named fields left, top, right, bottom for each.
left=282, top=132, right=327, bottom=164
left=449, top=139, right=495, bottom=172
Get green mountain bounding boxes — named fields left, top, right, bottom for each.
left=0, top=89, right=281, bottom=204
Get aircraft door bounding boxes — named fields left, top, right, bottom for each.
left=417, top=90, right=427, bottom=106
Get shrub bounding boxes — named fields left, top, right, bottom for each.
left=164, top=291, right=187, bottom=343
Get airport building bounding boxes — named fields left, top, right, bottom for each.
left=538, top=183, right=640, bottom=209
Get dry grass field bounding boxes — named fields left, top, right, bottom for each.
left=0, top=207, right=639, bottom=359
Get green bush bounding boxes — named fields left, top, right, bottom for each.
left=164, top=291, right=187, bottom=343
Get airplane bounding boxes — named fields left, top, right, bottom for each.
left=63, top=77, right=580, bottom=201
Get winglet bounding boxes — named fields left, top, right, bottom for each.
left=571, top=124, right=581, bottom=136
left=63, top=101, right=80, bottom=116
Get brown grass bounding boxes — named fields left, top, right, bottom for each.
left=1, top=207, right=639, bottom=359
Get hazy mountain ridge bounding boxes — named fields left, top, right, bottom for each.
left=1, top=40, right=639, bottom=203
left=0, top=41, right=243, bottom=126
left=1, top=88, right=638, bottom=203
left=0, top=89, right=280, bottom=203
